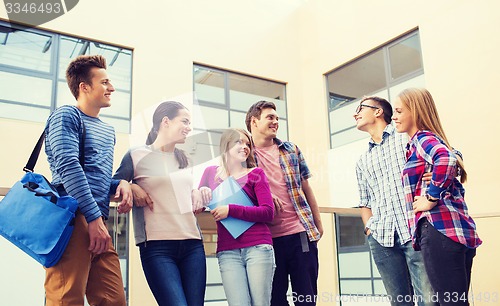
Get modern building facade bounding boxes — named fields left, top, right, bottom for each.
left=1, top=1, right=499, bottom=305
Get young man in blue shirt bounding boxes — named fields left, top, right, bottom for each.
left=44, top=55, right=132, bottom=306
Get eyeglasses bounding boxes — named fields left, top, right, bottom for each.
left=355, top=104, right=379, bottom=114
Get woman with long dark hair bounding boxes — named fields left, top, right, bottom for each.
left=113, top=101, right=206, bottom=306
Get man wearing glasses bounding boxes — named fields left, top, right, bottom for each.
left=354, top=96, right=437, bottom=306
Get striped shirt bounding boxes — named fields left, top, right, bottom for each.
left=45, top=105, right=120, bottom=222
left=402, top=130, right=481, bottom=249
left=356, top=124, right=411, bottom=247
left=254, top=138, right=321, bottom=241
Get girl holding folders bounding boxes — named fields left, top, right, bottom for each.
left=198, top=128, right=275, bottom=306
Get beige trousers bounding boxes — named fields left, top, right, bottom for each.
left=44, top=213, right=126, bottom=306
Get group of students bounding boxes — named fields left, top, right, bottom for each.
left=42, top=53, right=480, bottom=306
left=110, top=99, right=322, bottom=306
left=43, top=54, right=322, bottom=306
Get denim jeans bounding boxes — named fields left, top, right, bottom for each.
left=217, top=244, right=276, bottom=306
left=271, top=232, right=319, bottom=306
left=139, top=239, right=206, bottom=306
left=417, top=219, right=476, bottom=306
left=367, top=231, right=437, bottom=306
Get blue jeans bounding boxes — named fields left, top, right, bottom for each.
left=271, top=232, right=319, bottom=306
left=217, top=244, right=276, bottom=306
left=139, top=239, right=206, bottom=306
left=417, top=219, right=476, bottom=306
left=367, top=232, right=437, bottom=306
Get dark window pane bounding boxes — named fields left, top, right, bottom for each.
left=338, top=215, right=366, bottom=248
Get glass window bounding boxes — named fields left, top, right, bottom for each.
left=335, top=214, right=384, bottom=296
left=326, top=30, right=424, bottom=149
left=389, top=34, right=423, bottom=80
left=327, top=49, right=386, bottom=111
left=228, top=73, right=286, bottom=112
left=194, top=67, right=225, bottom=105
left=193, top=64, right=288, bottom=161
left=0, top=71, right=52, bottom=107
left=106, top=206, right=129, bottom=300
left=0, top=25, right=53, bottom=73
left=0, top=21, right=133, bottom=133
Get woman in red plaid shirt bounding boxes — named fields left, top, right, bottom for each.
left=392, top=88, right=481, bottom=306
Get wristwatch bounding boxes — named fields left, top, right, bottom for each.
left=425, top=194, right=439, bottom=202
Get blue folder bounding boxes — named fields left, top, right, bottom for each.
left=207, top=176, right=255, bottom=239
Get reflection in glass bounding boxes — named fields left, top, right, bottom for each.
left=331, top=126, right=367, bottom=149
left=0, top=25, right=52, bottom=72
left=229, top=110, right=247, bottom=130
left=193, top=64, right=288, bottom=156
left=326, top=31, right=424, bottom=149
left=0, top=103, right=50, bottom=122
left=335, top=215, right=385, bottom=296
left=106, top=207, right=128, bottom=299
left=327, top=50, right=386, bottom=111
left=0, top=21, right=133, bottom=135
left=229, top=73, right=285, bottom=112
left=389, top=34, right=423, bottom=80
left=0, top=71, right=52, bottom=106
left=194, top=67, right=225, bottom=104
left=100, top=90, right=131, bottom=119
left=199, top=106, right=229, bottom=130
left=389, top=74, right=426, bottom=102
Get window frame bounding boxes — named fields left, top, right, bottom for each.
left=0, top=20, right=133, bottom=133
left=325, top=30, right=424, bottom=149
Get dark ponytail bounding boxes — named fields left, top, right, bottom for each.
left=146, top=128, right=158, bottom=145
left=174, top=148, right=189, bottom=169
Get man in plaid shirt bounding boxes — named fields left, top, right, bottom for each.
left=354, top=96, right=436, bottom=306
left=246, top=101, right=323, bottom=306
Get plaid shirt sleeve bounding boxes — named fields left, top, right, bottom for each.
left=296, top=145, right=312, bottom=180
left=356, top=159, right=371, bottom=209
left=415, top=133, right=457, bottom=199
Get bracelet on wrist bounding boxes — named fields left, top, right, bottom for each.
left=425, top=194, right=439, bottom=202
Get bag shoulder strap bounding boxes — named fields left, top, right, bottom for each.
left=24, top=110, right=86, bottom=173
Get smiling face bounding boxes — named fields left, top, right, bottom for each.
left=226, top=131, right=251, bottom=164
left=251, top=107, right=279, bottom=140
left=164, top=108, right=192, bottom=144
left=353, top=100, right=381, bottom=131
left=83, top=67, right=115, bottom=109
left=392, top=97, right=417, bottom=136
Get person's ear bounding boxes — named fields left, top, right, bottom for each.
left=251, top=116, right=258, bottom=127
left=79, top=82, right=90, bottom=94
left=375, top=108, right=383, bottom=118
left=161, top=116, right=170, bottom=127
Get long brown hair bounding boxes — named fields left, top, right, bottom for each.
left=397, top=88, right=467, bottom=182
left=146, top=101, right=189, bottom=169
left=215, top=128, right=256, bottom=181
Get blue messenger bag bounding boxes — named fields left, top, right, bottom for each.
left=0, top=125, right=84, bottom=268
